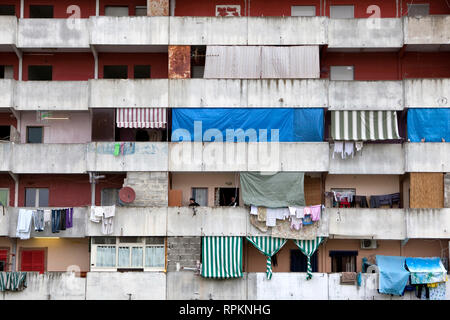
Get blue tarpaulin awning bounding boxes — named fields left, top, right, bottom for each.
left=405, top=257, right=447, bottom=284
left=376, top=255, right=410, bottom=296
left=407, top=108, right=450, bottom=142
left=171, top=108, right=324, bottom=142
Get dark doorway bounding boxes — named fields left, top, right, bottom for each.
left=216, top=187, right=239, bottom=206
left=0, top=125, right=10, bottom=140
left=0, top=5, right=15, bottom=15
left=134, top=65, right=151, bottom=79
left=290, top=250, right=318, bottom=272
left=103, top=65, right=128, bottom=79
left=29, top=5, right=54, bottom=18
left=28, top=66, right=52, bottom=81
left=92, top=109, right=115, bottom=141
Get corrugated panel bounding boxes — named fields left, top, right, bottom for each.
left=331, top=111, right=400, bottom=141
left=410, top=173, right=444, bottom=208
left=204, top=45, right=320, bottom=79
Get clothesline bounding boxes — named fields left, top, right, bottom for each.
left=16, top=208, right=74, bottom=240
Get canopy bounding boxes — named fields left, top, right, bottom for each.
left=376, top=255, right=409, bottom=296
left=171, top=108, right=324, bottom=142
left=407, top=108, right=450, bottom=142
left=294, top=237, right=325, bottom=280
left=240, top=172, right=305, bottom=208
left=246, top=236, right=287, bottom=280
left=405, top=257, right=447, bottom=284
left=204, top=45, right=320, bottom=79
left=331, top=111, right=400, bottom=141
left=116, top=108, right=167, bottom=129
left=201, top=236, right=243, bottom=279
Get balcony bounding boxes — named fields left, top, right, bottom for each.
left=0, top=16, right=17, bottom=49
left=329, top=144, right=405, bottom=174
left=0, top=142, right=12, bottom=172
left=404, top=79, right=450, bottom=108
left=328, top=18, right=403, bottom=49
left=405, top=143, right=449, bottom=172
left=247, top=17, right=327, bottom=45
left=328, top=81, right=403, bottom=110
left=328, top=208, right=406, bottom=240
left=90, top=16, right=168, bottom=48
left=407, top=208, right=450, bottom=239
left=404, top=15, right=450, bottom=49
left=17, top=19, right=89, bottom=49
left=14, top=81, right=89, bottom=111
left=169, top=17, right=247, bottom=45
left=0, top=79, right=14, bottom=108
left=89, top=79, right=168, bottom=108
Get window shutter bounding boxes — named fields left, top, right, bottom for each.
left=21, top=250, right=45, bottom=274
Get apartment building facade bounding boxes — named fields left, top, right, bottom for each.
left=0, top=0, right=449, bottom=300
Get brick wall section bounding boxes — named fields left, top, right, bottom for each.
left=445, top=173, right=450, bottom=208
left=167, top=236, right=201, bottom=272
left=123, top=172, right=168, bottom=207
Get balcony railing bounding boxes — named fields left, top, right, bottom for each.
left=404, top=15, right=450, bottom=46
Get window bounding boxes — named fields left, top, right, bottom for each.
left=29, top=5, right=54, bottom=18
left=91, top=237, right=165, bottom=271
left=0, top=249, right=8, bottom=271
left=214, top=187, right=239, bottom=206
left=134, top=65, right=151, bottom=79
left=103, top=65, right=128, bottom=79
left=28, top=66, right=52, bottom=81
left=25, top=188, right=49, bottom=207
left=407, top=4, right=429, bottom=16
left=330, top=66, right=354, bottom=80
left=101, top=188, right=120, bottom=206
left=290, top=250, right=318, bottom=272
left=291, top=6, right=316, bottom=17
left=91, top=109, right=115, bottom=141
left=192, top=188, right=208, bottom=206
left=105, top=6, right=129, bottom=16
left=20, top=249, right=45, bottom=274
left=135, top=6, right=147, bottom=16
left=0, top=5, right=15, bottom=15
left=1, top=65, right=14, bottom=79
left=330, top=5, right=354, bottom=18
left=192, top=66, right=205, bottom=79
left=0, top=126, right=10, bottom=141
left=0, top=188, right=9, bottom=206
left=26, top=126, right=43, bottom=143
left=330, top=251, right=358, bottom=272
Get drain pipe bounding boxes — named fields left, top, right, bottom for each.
left=89, top=172, right=105, bottom=206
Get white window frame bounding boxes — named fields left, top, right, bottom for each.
left=330, top=66, right=354, bottom=80
left=91, top=237, right=166, bottom=272
left=24, top=187, right=49, bottom=208
left=0, top=188, right=9, bottom=207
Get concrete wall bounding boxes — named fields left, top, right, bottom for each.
left=0, top=206, right=9, bottom=236
left=404, top=15, right=450, bottom=45
left=328, top=18, right=403, bottom=48
left=445, top=174, right=450, bottom=209
left=405, top=143, right=449, bottom=172
left=0, top=143, right=12, bottom=172
left=167, top=236, right=200, bottom=272
left=328, top=81, right=403, bottom=110
left=407, top=208, right=450, bottom=239
left=15, top=81, right=89, bottom=111
left=0, top=16, right=17, bottom=46
left=18, top=19, right=89, bottom=49
left=123, top=172, right=168, bottom=207
left=0, top=80, right=14, bottom=108
left=404, top=79, right=450, bottom=108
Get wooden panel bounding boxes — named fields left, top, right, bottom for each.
left=410, top=172, right=444, bottom=208
left=304, top=175, right=322, bottom=206
left=168, top=189, right=182, bottom=207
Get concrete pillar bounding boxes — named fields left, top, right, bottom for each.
left=147, top=0, right=169, bottom=16
left=168, top=45, right=191, bottom=79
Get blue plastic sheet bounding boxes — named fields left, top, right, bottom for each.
left=171, top=108, right=324, bottom=142
left=405, top=257, right=447, bottom=284
left=376, top=255, right=410, bottom=296
left=407, top=108, right=450, bottom=142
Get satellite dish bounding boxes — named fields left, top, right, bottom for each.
left=119, top=186, right=136, bottom=203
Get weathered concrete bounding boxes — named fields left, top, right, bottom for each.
left=86, top=142, right=168, bottom=172
left=89, top=79, right=168, bottom=108
left=3, top=272, right=86, bottom=300
left=404, top=15, right=450, bottom=45
left=279, top=142, right=329, bottom=172
left=329, top=144, right=405, bottom=174
left=0, top=142, right=12, bottom=172
left=169, top=17, right=247, bottom=45
left=0, top=80, right=14, bottom=108
left=247, top=17, right=327, bottom=45
left=0, top=206, right=9, bottom=236
left=328, top=208, right=406, bottom=240
left=167, top=236, right=200, bottom=272
left=85, top=272, right=166, bottom=300
left=90, top=16, right=169, bottom=45
left=18, top=19, right=89, bottom=48
left=328, top=18, right=403, bottom=48
left=0, top=16, right=17, bottom=46
left=8, top=207, right=87, bottom=238
left=404, top=79, right=450, bottom=108
left=445, top=174, right=450, bottom=209
left=86, top=207, right=167, bottom=237
left=406, top=208, right=450, bottom=239
left=15, top=81, right=89, bottom=111
left=329, top=81, right=403, bottom=110
left=123, top=172, right=168, bottom=207
left=405, top=143, right=449, bottom=172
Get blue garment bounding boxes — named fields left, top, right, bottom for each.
left=51, top=209, right=60, bottom=233
left=376, top=255, right=410, bottom=296
left=171, top=108, right=324, bottom=142
left=407, top=108, right=450, bottom=142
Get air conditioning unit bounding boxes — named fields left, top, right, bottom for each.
left=361, top=239, right=377, bottom=249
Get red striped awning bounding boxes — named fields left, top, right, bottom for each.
left=116, top=108, right=167, bottom=129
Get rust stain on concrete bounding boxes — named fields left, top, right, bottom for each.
left=169, top=45, right=191, bottom=79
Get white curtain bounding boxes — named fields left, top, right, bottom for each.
left=118, top=247, right=130, bottom=268
left=145, top=246, right=165, bottom=268
left=131, top=247, right=143, bottom=268
left=96, top=246, right=116, bottom=267
left=193, top=188, right=208, bottom=206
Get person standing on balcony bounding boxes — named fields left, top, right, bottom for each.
left=189, top=198, right=200, bottom=207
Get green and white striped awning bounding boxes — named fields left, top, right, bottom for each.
left=331, top=111, right=400, bottom=141
left=246, top=236, right=287, bottom=280
left=201, top=236, right=243, bottom=279
left=294, top=237, right=325, bottom=280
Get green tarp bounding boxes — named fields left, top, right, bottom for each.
left=240, top=172, right=305, bottom=208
